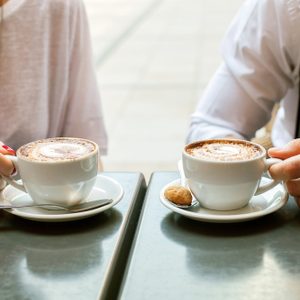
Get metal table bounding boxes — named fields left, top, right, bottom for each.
left=118, top=172, right=300, bottom=300
left=0, top=172, right=146, bottom=300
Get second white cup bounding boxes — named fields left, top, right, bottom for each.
left=182, top=139, right=282, bottom=210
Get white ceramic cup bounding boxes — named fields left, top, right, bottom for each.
left=3, top=137, right=99, bottom=207
left=182, top=139, right=282, bottom=210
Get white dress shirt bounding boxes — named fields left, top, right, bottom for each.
left=187, top=0, right=300, bottom=147
left=0, top=0, right=108, bottom=154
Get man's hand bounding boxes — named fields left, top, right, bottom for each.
left=268, top=139, right=300, bottom=207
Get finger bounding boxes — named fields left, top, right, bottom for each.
left=269, top=154, right=300, bottom=181
left=0, top=153, right=15, bottom=176
left=285, top=178, right=300, bottom=198
left=283, top=180, right=300, bottom=208
left=268, top=139, right=300, bottom=159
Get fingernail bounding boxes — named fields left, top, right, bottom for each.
left=2, top=145, right=15, bottom=155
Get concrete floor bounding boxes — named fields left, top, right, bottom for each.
left=84, top=0, right=244, bottom=180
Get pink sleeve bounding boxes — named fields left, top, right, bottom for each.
left=62, top=0, right=108, bottom=155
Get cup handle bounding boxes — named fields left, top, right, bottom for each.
left=255, top=158, right=282, bottom=196
left=2, top=155, right=27, bottom=193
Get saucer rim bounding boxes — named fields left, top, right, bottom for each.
left=160, top=177, right=288, bottom=223
left=0, top=174, right=124, bottom=222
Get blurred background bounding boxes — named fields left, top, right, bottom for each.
left=84, top=0, right=244, bottom=180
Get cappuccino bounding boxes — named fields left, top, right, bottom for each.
left=182, top=138, right=281, bottom=210
left=18, top=137, right=96, bottom=162
left=185, top=139, right=262, bottom=162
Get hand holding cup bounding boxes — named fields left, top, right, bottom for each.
left=268, top=139, right=300, bottom=207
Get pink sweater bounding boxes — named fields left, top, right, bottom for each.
left=0, top=0, right=108, bottom=154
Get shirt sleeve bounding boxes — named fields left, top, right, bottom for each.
left=187, top=0, right=298, bottom=143
left=62, top=0, right=108, bottom=155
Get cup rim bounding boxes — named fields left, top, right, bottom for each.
left=183, top=138, right=266, bottom=164
left=16, top=137, right=98, bottom=164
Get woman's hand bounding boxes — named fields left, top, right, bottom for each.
left=268, top=139, right=300, bottom=207
left=0, top=143, right=15, bottom=177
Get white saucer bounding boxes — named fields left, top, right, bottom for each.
left=0, top=174, right=123, bottom=222
left=160, top=177, right=288, bottom=223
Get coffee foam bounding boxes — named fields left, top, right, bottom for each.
left=186, top=140, right=262, bottom=162
left=19, top=138, right=95, bottom=162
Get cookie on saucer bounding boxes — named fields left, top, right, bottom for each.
left=164, top=185, right=192, bottom=206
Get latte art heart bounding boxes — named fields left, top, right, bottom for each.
left=39, top=143, right=88, bottom=159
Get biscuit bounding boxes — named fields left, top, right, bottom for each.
left=164, top=185, right=192, bottom=206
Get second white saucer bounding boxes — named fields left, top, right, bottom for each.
left=160, top=177, right=288, bottom=223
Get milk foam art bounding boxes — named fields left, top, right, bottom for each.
left=18, top=138, right=95, bottom=162
left=37, top=142, right=89, bottom=160
left=187, top=141, right=261, bottom=161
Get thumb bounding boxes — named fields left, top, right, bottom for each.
left=0, top=153, right=15, bottom=177
left=268, top=139, right=300, bottom=159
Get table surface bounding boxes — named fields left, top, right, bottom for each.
left=0, top=172, right=146, bottom=300
left=118, top=172, right=300, bottom=300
